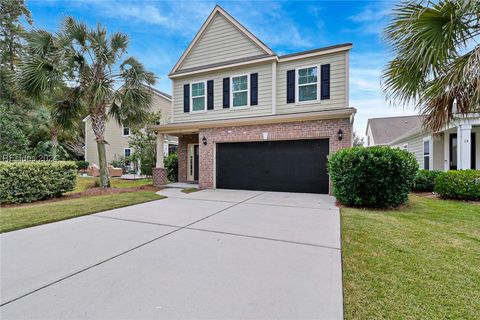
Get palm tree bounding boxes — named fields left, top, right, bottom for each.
left=19, top=17, right=156, bottom=187
left=382, top=0, right=480, bottom=133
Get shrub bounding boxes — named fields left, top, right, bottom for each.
left=413, top=170, right=443, bottom=191
left=76, top=160, right=89, bottom=170
left=0, top=161, right=77, bottom=204
left=435, top=170, right=480, bottom=200
left=164, top=152, right=178, bottom=182
left=328, top=146, right=418, bottom=208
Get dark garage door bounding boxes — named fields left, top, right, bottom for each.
left=216, top=139, right=329, bottom=194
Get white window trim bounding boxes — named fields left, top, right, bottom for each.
left=230, top=73, right=250, bottom=109
left=190, top=80, right=207, bottom=113
left=295, top=64, right=320, bottom=105
left=423, top=136, right=431, bottom=170
left=123, top=148, right=132, bottom=157
left=122, top=126, right=130, bottom=137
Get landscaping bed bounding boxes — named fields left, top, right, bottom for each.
left=341, top=194, right=480, bottom=319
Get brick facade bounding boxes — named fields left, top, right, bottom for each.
left=152, top=167, right=168, bottom=187
left=177, top=134, right=198, bottom=182
left=198, top=118, right=352, bottom=190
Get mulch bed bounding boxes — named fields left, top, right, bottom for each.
left=1, top=185, right=162, bottom=208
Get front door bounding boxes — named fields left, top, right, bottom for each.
left=471, top=132, right=476, bottom=169
left=450, top=134, right=457, bottom=170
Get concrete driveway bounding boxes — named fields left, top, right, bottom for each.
left=0, top=189, right=343, bottom=319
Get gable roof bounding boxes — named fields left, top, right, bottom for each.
left=146, top=86, right=171, bottom=101
left=366, top=115, right=423, bottom=145
left=170, top=5, right=275, bottom=76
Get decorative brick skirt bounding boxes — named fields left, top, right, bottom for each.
left=152, top=168, right=168, bottom=187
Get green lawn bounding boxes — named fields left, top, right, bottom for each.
left=0, top=191, right=164, bottom=233
left=71, top=176, right=153, bottom=193
left=342, top=194, right=480, bottom=319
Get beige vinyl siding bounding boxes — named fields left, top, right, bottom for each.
left=276, top=52, right=347, bottom=114
left=85, top=93, right=174, bottom=166
left=392, top=133, right=425, bottom=169
left=178, top=13, right=266, bottom=71
left=173, top=62, right=272, bottom=123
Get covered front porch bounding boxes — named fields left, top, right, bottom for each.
left=152, top=130, right=200, bottom=187
left=430, top=116, right=480, bottom=171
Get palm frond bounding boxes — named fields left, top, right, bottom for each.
left=383, top=0, right=480, bottom=132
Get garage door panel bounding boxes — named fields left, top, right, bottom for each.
left=216, top=139, right=329, bottom=194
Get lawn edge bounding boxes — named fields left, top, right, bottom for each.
left=1, top=192, right=166, bottom=234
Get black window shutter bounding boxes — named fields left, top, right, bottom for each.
left=183, top=84, right=190, bottom=112
left=321, top=64, right=330, bottom=100
left=286, top=70, right=295, bottom=103
left=223, top=77, right=230, bottom=108
left=250, top=73, right=258, bottom=106
left=207, top=80, right=214, bottom=110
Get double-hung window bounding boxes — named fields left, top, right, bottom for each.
left=191, top=82, right=206, bottom=112
left=122, top=127, right=130, bottom=137
left=423, top=138, right=430, bottom=170
left=297, top=66, right=318, bottom=102
left=231, top=75, right=248, bottom=107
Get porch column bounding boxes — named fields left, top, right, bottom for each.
left=152, top=132, right=167, bottom=187
left=156, top=133, right=165, bottom=168
left=457, top=124, right=471, bottom=170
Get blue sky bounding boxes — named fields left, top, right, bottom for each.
left=28, top=0, right=417, bottom=137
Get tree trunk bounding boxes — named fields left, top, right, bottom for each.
left=50, top=126, right=59, bottom=160
left=96, top=140, right=110, bottom=188
left=90, top=110, right=110, bottom=188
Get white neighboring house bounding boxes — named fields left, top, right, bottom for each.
left=366, top=114, right=480, bottom=171
left=84, top=87, right=178, bottom=172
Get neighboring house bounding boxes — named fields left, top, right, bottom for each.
left=367, top=114, right=480, bottom=171
left=365, top=115, right=423, bottom=146
left=84, top=87, right=178, bottom=171
left=149, top=5, right=355, bottom=194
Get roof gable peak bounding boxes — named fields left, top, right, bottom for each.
left=170, top=5, right=275, bottom=75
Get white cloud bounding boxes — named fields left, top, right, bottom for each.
left=344, top=2, right=394, bottom=36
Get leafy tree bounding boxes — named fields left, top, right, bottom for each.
left=128, top=111, right=161, bottom=176
left=353, top=132, right=365, bottom=147
left=19, top=17, right=156, bottom=187
left=0, top=0, right=33, bottom=103
left=383, top=0, right=480, bottom=132
left=0, top=109, right=30, bottom=159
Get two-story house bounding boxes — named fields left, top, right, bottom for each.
left=150, top=6, right=356, bottom=194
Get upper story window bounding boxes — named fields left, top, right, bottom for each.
left=231, top=75, right=248, bottom=107
left=191, top=82, right=206, bottom=112
left=122, top=127, right=130, bottom=137
left=297, top=66, right=318, bottom=102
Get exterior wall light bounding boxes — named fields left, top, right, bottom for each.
left=337, top=129, right=343, bottom=141
left=202, top=136, right=207, bottom=146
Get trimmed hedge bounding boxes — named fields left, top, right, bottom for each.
left=328, top=146, right=418, bottom=208
left=0, top=161, right=77, bottom=204
left=435, top=170, right=480, bottom=200
left=413, top=170, right=443, bottom=191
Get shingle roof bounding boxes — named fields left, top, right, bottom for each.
left=366, top=115, right=423, bottom=145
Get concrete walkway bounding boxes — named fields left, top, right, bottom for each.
left=0, top=189, right=343, bottom=319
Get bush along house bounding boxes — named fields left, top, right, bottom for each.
left=150, top=5, right=355, bottom=194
